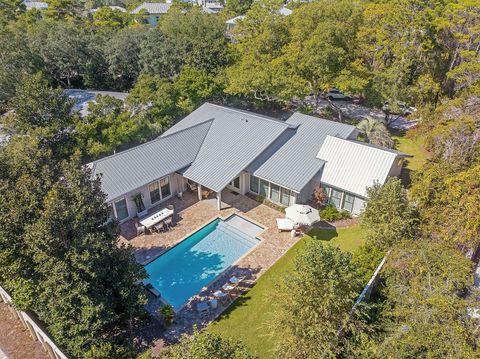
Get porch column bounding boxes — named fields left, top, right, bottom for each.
left=197, top=184, right=202, bottom=201
left=217, top=191, right=222, bottom=211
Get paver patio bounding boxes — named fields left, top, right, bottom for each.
left=122, top=189, right=301, bottom=349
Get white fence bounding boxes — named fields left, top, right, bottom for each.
left=0, top=285, right=69, bottom=359
left=353, top=251, right=390, bottom=310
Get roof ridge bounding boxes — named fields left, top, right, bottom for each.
left=89, top=118, right=214, bottom=166
left=203, top=102, right=294, bottom=128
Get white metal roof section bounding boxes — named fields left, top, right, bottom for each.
left=130, top=2, right=172, bottom=14
left=89, top=120, right=212, bottom=201
left=316, top=135, right=401, bottom=197
left=249, top=113, right=356, bottom=192
left=180, top=104, right=291, bottom=192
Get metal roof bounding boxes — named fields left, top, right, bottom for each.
left=89, top=120, right=212, bottom=201
left=130, top=2, right=172, bottom=14
left=65, top=89, right=128, bottom=117
left=23, top=1, right=48, bottom=9
left=248, top=113, right=356, bottom=192
left=316, top=135, right=402, bottom=197
left=176, top=104, right=291, bottom=192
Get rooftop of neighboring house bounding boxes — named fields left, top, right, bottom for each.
left=130, top=2, right=172, bottom=15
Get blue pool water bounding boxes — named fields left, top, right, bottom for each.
left=144, top=216, right=261, bottom=310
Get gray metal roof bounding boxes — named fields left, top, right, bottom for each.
left=89, top=120, right=212, bottom=201
left=175, top=103, right=291, bottom=192
left=130, top=2, right=172, bottom=14
left=248, top=113, right=356, bottom=192
left=316, top=135, right=402, bottom=197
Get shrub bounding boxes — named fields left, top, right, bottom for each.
left=159, top=304, right=175, bottom=327
left=320, top=204, right=351, bottom=222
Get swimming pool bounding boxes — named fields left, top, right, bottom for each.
left=144, top=215, right=262, bottom=310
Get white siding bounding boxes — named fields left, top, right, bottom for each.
left=352, top=197, right=366, bottom=216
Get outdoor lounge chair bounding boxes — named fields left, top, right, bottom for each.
left=213, top=290, right=230, bottom=306
left=196, top=301, right=209, bottom=319
left=276, top=218, right=295, bottom=232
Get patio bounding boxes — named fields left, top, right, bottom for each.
left=121, top=189, right=301, bottom=346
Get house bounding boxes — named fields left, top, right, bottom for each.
left=90, top=5, right=126, bottom=13
left=65, top=89, right=128, bottom=117
left=198, top=0, right=223, bottom=13
left=130, top=2, right=172, bottom=26
left=89, top=103, right=410, bottom=222
left=226, top=7, right=292, bottom=31
left=23, top=0, right=48, bottom=10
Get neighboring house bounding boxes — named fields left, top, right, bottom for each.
left=23, top=0, right=48, bottom=10
left=89, top=103, right=410, bottom=222
left=65, top=89, right=128, bottom=117
left=90, top=5, right=126, bottom=13
left=226, top=15, right=245, bottom=31
left=226, top=7, right=292, bottom=31
left=198, top=0, right=223, bottom=13
left=130, top=2, right=172, bottom=26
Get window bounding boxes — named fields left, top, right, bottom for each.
left=270, top=184, right=280, bottom=203
left=250, top=176, right=259, bottom=193
left=114, top=198, right=128, bottom=221
left=343, top=193, right=355, bottom=212
left=230, top=176, right=240, bottom=189
left=149, top=181, right=160, bottom=204
left=329, top=189, right=342, bottom=208
left=259, top=179, right=269, bottom=197
left=280, top=187, right=290, bottom=206
left=160, top=177, right=171, bottom=198
left=321, top=184, right=331, bottom=197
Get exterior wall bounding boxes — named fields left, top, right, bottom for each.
left=109, top=172, right=184, bottom=222
left=246, top=173, right=297, bottom=207
left=388, top=157, right=404, bottom=177
left=225, top=172, right=249, bottom=195
left=351, top=196, right=366, bottom=216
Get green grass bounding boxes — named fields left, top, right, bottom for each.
left=391, top=130, right=429, bottom=186
left=207, top=225, right=365, bottom=359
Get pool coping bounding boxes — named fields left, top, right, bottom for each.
left=142, top=213, right=268, bottom=313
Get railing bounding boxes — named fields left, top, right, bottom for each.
left=352, top=251, right=390, bottom=310
left=0, top=285, right=69, bottom=359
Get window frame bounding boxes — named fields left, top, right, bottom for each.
left=250, top=175, right=259, bottom=193
left=114, top=197, right=129, bottom=221
left=342, top=193, right=355, bottom=212
left=149, top=181, right=161, bottom=204
left=329, top=188, right=343, bottom=208
left=280, top=187, right=290, bottom=206
left=160, top=176, right=171, bottom=199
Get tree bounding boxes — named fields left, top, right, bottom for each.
left=126, top=74, right=178, bottom=133
left=361, top=178, right=418, bottom=251
left=311, top=184, right=328, bottom=209
left=356, top=117, right=394, bottom=148
left=174, top=65, right=224, bottom=113
left=105, top=27, right=148, bottom=90
left=158, top=6, right=231, bottom=74
left=376, top=240, right=479, bottom=358
left=75, top=95, right=149, bottom=158
left=92, top=6, right=130, bottom=30
left=31, top=21, right=89, bottom=87
left=0, top=141, right=147, bottom=357
left=160, top=328, right=256, bottom=359
left=139, top=28, right=185, bottom=79
left=2, top=73, right=76, bottom=160
left=44, top=0, right=83, bottom=20
left=225, top=0, right=254, bottom=15
left=269, top=242, right=369, bottom=358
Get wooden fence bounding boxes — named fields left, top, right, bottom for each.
left=0, top=285, right=69, bottom=359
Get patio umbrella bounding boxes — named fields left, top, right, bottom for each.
left=285, top=204, right=320, bottom=226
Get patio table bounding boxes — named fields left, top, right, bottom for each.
left=139, top=207, right=174, bottom=229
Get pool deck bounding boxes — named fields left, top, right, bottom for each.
left=120, top=190, right=300, bottom=350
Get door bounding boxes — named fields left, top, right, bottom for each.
left=228, top=176, right=241, bottom=192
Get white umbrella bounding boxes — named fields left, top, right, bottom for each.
left=285, top=204, right=320, bottom=226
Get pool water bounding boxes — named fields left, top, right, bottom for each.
left=144, top=216, right=262, bottom=310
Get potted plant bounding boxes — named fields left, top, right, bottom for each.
left=132, top=192, right=147, bottom=217
left=159, top=304, right=174, bottom=327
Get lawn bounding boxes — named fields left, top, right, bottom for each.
left=207, top=225, right=366, bottom=359
left=391, top=130, right=429, bottom=186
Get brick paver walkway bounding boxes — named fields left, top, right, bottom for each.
left=0, top=303, right=48, bottom=359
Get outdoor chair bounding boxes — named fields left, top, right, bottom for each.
left=196, top=301, right=209, bottom=319
left=213, top=290, right=230, bottom=306
left=154, top=221, right=167, bottom=233
left=164, top=216, right=174, bottom=228
left=135, top=221, right=146, bottom=236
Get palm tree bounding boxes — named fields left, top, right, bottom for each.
left=356, top=117, right=394, bottom=148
